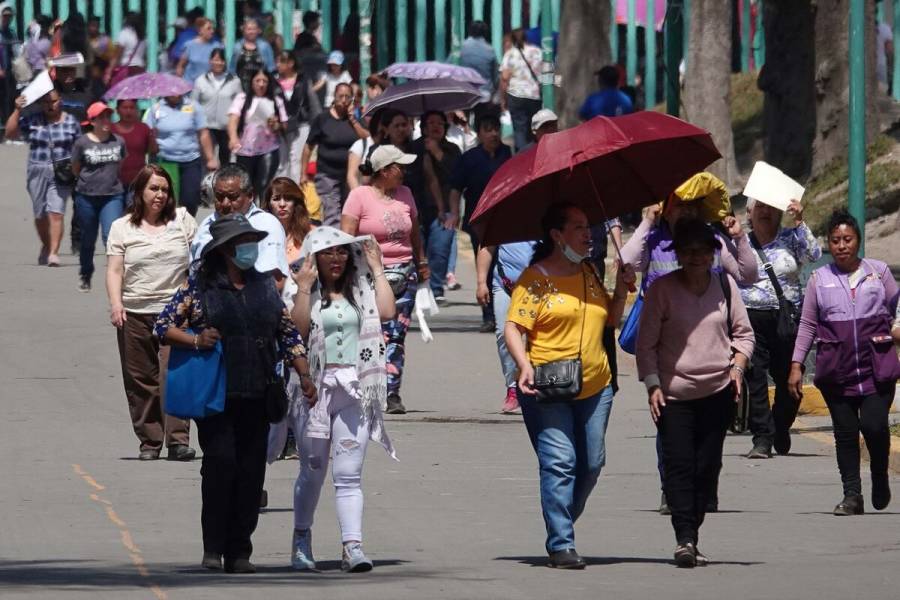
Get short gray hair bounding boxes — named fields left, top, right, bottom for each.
left=212, top=164, right=253, bottom=195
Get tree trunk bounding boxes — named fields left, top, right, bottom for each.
left=758, top=0, right=816, bottom=180
left=555, top=0, right=612, bottom=128
left=811, top=0, right=880, bottom=175
left=683, top=0, right=741, bottom=189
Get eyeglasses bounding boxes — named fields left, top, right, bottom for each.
left=215, top=190, right=243, bottom=201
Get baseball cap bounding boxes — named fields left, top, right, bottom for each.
left=369, top=145, right=417, bottom=173
left=531, top=108, right=558, bottom=132
left=174, top=16, right=189, bottom=29
left=327, top=50, right=345, bottom=66
left=83, top=101, right=113, bottom=125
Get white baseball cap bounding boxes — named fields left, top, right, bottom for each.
left=369, top=145, right=417, bottom=173
left=327, top=50, right=345, bottom=66
left=531, top=108, right=558, bottom=132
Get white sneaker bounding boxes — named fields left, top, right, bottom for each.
left=341, top=542, right=373, bottom=573
left=291, top=528, right=316, bottom=570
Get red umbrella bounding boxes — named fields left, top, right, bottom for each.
left=469, top=111, right=721, bottom=246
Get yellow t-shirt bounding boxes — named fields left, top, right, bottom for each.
left=507, top=265, right=612, bottom=399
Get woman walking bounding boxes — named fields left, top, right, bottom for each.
left=229, top=18, right=275, bottom=91
left=498, top=28, right=542, bottom=152
left=111, top=99, right=158, bottom=195
left=176, top=18, right=223, bottom=84
left=263, top=177, right=313, bottom=267
left=274, top=50, right=318, bottom=182
left=71, top=102, right=126, bottom=291
left=740, top=198, right=821, bottom=458
left=228, top=69, right=288, bottom=201
left=5, top=88, right=81, bottom=267
left=106, top=165, right=196, bottom=461
left=288, top=226, right=397, bottom=572
left=504, top=203, right=632, bottom=569
left=789, top=209, right=900, bottom=515
left=191, top=48, right=243, bottom=167
left=155, top=213, right=314, bottom=573
left=341, top=145, right=429, bottom=415
left=108, top=12, right=146, bottom=85
left=637, top=218, right=755, bottom=568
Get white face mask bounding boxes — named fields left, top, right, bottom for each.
left=560, top=242, right=588, bottom=264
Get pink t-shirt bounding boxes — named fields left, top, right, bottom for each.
left=227, top=93, right=288, bottom=157
left=342, top=185, right=418, bottom=265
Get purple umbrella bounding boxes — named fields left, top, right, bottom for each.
left=384, top=61, right=487, bottom=85
left=104, top=72, right=193, bottom=101
left=362, top=79, right=482, bottom=118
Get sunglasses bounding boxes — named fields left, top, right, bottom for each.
left=215, top=190, right=243, bottom=201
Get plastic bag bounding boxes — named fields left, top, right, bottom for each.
left=414, top=284, right=440, bottom=342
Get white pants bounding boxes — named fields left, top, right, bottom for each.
left=293, top=368, right=370, bottom=542
left=277, top=124, right=310, bottom=182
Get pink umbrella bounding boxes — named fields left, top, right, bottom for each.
left=615, top=0, right=667, bottom=31
left=384, top=61, right=487, bottom=85
left=104, top=72, right=193, bottom=101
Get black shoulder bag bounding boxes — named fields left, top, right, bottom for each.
left=720, top=270, right=750, bottom=433
left=749, top=233, right=799, bottom=341
left=532, top=269, right=587, bottom=403
left=47, top=131, right=76, bottom=188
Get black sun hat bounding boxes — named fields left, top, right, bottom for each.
left=200, top=213, right=268, bottom=260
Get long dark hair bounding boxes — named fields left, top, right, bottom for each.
left=317, top=246, right=362, bottom=320
left=237, top=69, right=277, bottom=136
left=61, top=14, right=90, bottom=57
left=530, top=202, right=579, bottom=265
left=123, top=12, right=145, bottom=40
left=128, top=164, right=177, bottom=225
left=262, top=177, right=311, bottom=242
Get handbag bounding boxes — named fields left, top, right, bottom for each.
left=617, top=291, right=643, bottom=355
left=47, top=135, right=76, bottom=187
left=384, top=262, right=415, bottom=298
left=749, top=233, right=798, bottom=341
left=165, top=331, right=227, bottom=419
left=109, top=41, right=144, bottom=88
left=532, top=268, right=587, bottom=403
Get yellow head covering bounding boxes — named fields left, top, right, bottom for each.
left=669, top=172, right=731, bottom=222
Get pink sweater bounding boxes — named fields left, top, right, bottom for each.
left=636, top=271, right=756, bottom=401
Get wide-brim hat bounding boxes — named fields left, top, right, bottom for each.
left=667, top=171, right=731, bottom=222
left=200, top=213, right=268, bottom=260
left=299, top=226, right=372, bottom=261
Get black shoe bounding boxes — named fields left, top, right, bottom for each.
left=167, top=444, right=196, bottom=461
left=774, top=428, right=792, bottom=455
left=78, top=276, right=91, bottom=292
left=479, top=320, right=496, bottom=334
left=138, top=449, right=160, bottom=461
left=547, top=548, right=586, bottom=569
left=259, top=489, right=268, bottom=509
left=746, top=443, right=772, bottom=459
left=224, top=558, right=256, bottom=574
left=659, top=491, right=670, bottom=515
left=386, top=393, right=407, bottom=415
left=674, top=543, right=697, bottom=568
left=706, top=499, right=719, bottom=513
left=833, top=493, right=865, bottom=516
left=201, top=552, right=223, bottom=570
left=694, top=547, right=710, bottom=566
left=872, top=473, right=891, bottom=510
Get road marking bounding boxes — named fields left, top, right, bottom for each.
left=72, top=464, right=168, bottom=600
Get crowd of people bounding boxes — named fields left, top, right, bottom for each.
left=6, top=4, right=900, bottom=578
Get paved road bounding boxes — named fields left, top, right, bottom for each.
left=1, top=145, right=899, bottom=600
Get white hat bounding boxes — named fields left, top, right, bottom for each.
left=531, top=108, right=558, bottom=132
left=174, top=16, right=189, bottom=29
left=327, top=50, right=345, bottom=66
left=369, top=145, right=417, bottom=173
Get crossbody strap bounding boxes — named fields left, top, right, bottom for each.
left=532, top=263, right=588, bottom=359
left=749, top=232, right=787, bottom=301
left=718, top=270, right=733, bottom=339
left=516, top=45, right=540, bottom=85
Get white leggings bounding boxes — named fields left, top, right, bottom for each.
left=293, top=376, right=370, bottom=543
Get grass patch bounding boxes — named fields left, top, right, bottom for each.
left=804, top=134, right=894, bottom=201
left=891, top=423, right=900, bottom=437
left=731, top=72, right=764, bottom=161
left=804, top=159, right=900, bottom=235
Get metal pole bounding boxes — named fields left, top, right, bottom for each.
left=551, top=0, right=560, bottom=30
left=434, top=0, right=447, bottom=60
left=754, top=1, right=765, bottom=69
left=530, top=0, right=540, bottom=27
left=511, top=0, right=522, bottom=28
left=207, top=0, right=217, bottom=21
left=415, top=0, right=427, bottom=61
left=77, top=0, right=88, bottom=18
left=225, top=0, right=236, bottom=62
left=377, top=0, right=390, bottom=68
left=848, top=0, right=866, bottom=254
left=741, top=0, right=750, bottom=71
left=472, top=0, right=485, bottom=20
left=610, top=0, right=618, bottom=64
left=645, top=0, right=656, bottom=108
left=129, top=0, right=140, bottom=12
left=626, top=0, right=636, bottom=84
left=491, top=0, right=503, bottom=59
left=58, top=0, right=70, bottom=21
left=146, top=0, right=159, bottom=72
left=339, top=0, right=350, bottom=34
left=450, top=0, right=462, bottom=63
left=894, top=0, right=900, bottom=101
left=665, top=0, right=683, bottom=117
left=540, top=0, right=554, bottom=109
left=167, top=0, right=177, bottom=44
left=93, top=0, right=106, bottom=25
left=320, top=0, right=331, bottom=50
left=358, top=0, right=371, bottom=87
left=263, top=0, right=274, bottom=13
left=396, top=0, right=408, bottom=63
left=41, top=0, right=52, bottom=18
left=111, top=1, right=123, bottom=38
left=281, top=0, right=294, bottom=50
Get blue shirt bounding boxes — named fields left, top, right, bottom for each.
left=144, top=98, right=207, bottom=163
left=494, top=241, right=536, bottom=290
left=449, top=143, right=513, bottom=225
left=182, top=38, right=224, bottom=83
left=579, top=89, right=634, bottom=120
left=460, top=37, right=498, bottom=101
left=229, top=38, right=276, bottom=73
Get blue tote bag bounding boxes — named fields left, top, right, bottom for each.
left=617, top=292, right=643, bottom=355
left=165, top=332, right=226, bottom=419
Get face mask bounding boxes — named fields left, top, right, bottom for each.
left=231, top=242, right=258, bottom=270
left=560, top=242, right=589, bottom=264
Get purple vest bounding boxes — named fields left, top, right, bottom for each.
left=812, top=259, right=900, bottom=396
left=644, top=222, right=726, bottom=290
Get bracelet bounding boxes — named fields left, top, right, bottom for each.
left=297, top=288, right=311, bottom=295
left=193, top=334, right=200, bottom=351
left=372, top=271, right=385, bottom=279
left=731, top=365, right=744, bottom=375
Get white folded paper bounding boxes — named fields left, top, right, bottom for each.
left=22, top=70, right=54, bottom=107
left=743, top=161, right=805, bottom=211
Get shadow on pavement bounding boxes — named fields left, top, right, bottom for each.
left=495, top=555, right=764, bottom=567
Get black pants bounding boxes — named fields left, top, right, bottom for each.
left=462, top=218, right=494, bottom=325
left=209, top=128, right=232, bottom=166
left=196, top=395, right=269, bottom=560
left=823, top=385, right=894, bottom=496
left=236, top=150, right=280, bottom=203
left=746, top=309, right=800, bottom=448
left=658, top=386, right=734, bottom=545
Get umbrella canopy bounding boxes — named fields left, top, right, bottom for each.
left=362, top=79, right=482, bottom=118
left=104, top=72, right=193, bottom=101
left=384, top=61, right=487, bottom=85
left=469, top=111, right=722, bottom=246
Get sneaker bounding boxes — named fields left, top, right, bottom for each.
left=659, top=492, right=670, bottom=515
left=479, top=320, right=496, bottom=334
left=434, top=294, right=447, bottom=306
left=501, top=388, right=521, bottom=414
left=746, top=443, right=772, bottom=459
left=38, top=247, right=49, bottom=266
left=386, top=394, right=406, bottom=415
left=774, top=427, right=792, bottom=455
left=674, top=543, right=697, bottom=568
left=224, top=558, right=256, bottom=574
left=547, top=548, right=586, bottom=569
left=201, top=552, right=223, bottom=570
left=446, top=273, right=461, bottom=290
left=47, top=254, right=60, bottom=267
left=341, top=542, right=373, bottom=573
left=78, top=277, right=91, bottom=292
left=167, top=444, right=196, bottom=461
left=872, top=473, right=891, bottom=510
left=282, top=431, right=299, bottom=460
left=291, top=529, right=317, bottom=570
left=138, top=449, right=160, bottom=461
left=833, top=493, right=865, bottom=516
left=694, top=547, right=710, bottom=567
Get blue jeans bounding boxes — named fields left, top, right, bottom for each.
left=75, top=193, right=124, bottom=280
left=519, top=385, right=614, bottom=552
left=507, top=95, right=542, bottom=153
left=492, top=286, right=517, bottom=388
left=447, top=230, right=458, bottom=274
left=425, top=218, right=455, bottom=296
